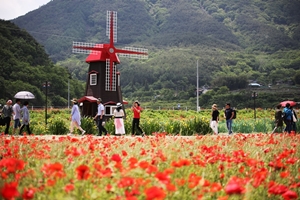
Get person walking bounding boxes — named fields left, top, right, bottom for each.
left=224, top=103, right=234, bottom=135
left=131, top=100, right=145, bottom=136
left=94, top=98, right=107, bottom=136
left=113, top=102, right=125, bottom=136
left=210, top=104, right=219, bottom=135
left=69, top=98, right=85, bottom=136
left=19, top=101, right=32, bottom=135
left=291, top=107, right=298, bottom=133
left=272, top=104, right=284, bottom=134
left=1, top=100, right=13, bottom=135
left=283, top=103, right=293, bottom=134
left=12, top=99, right=21, bottom=135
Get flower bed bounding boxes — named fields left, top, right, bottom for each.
left=0, top=133, right=299, bottom=199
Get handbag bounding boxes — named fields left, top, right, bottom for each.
left=292, top=112, right=297, bottom=122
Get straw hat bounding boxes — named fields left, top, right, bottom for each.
left=71, top=98, right=78, bottom=103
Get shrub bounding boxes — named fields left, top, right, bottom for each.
left=47, top=117, right=69, bottom=135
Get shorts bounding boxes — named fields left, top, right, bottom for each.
left=14, top=119, right=21, bottom=128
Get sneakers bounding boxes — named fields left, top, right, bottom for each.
left=81, top=130, right=86, bottom=136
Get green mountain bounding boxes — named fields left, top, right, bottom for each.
left=0, top=20, right=84, bottom=106
left=6, top=0, right=300, bottom=108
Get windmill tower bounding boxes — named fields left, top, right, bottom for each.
left=73, top=11, right=148, bottom=118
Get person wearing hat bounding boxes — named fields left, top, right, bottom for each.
left=210, top=104, right=219, bottom=135
left=94, top=98, right=107, bottom=136
left=12, top=99, right=21, bottom=135
left=69, top=98, right=86, bottom=136
left=1, top=100, right=13, bottom=135
left=113, top=102, right=125, bottom=136
left=19, top=101, right=32, bottom=135
left=131, top=100, right=145, bottom=136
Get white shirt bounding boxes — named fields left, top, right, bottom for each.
left=12, top=103, right=21, bottom=120
left=97, top=103, right=105, bottom=116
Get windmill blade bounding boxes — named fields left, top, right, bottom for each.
left=105, top=59, right=116, bottom=91
left=72, top=42, right=103, bottom=55
left=106, top=11, right=117, bottom=43
left=118, top=47, right=148, bottom=59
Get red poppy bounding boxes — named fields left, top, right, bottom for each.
left=155, top=172, right=170, bottom=184
left=117, top=177, right=135, bottom=188
left=0, top=158, right=25, bottom=174
left=210, top=182, right=222, bottom=192
left=22, top=187, right=35, bottom=199
left=144, top=186, right=166, bottom=200
left=76, top=165, right=90, bottom=180
left=282, top=190, right=298, bottom=200
left=111, top=154, right=122, bottom=162
left=224, top=177, right=246, bottom=195
left=64, top=184, right=75, bottom=193
left=0, top=182, right=20, bottom=199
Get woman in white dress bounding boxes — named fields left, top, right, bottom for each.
left=69, top=98, right=85, bottom=135
left=114, top=103, right=125, bottom=135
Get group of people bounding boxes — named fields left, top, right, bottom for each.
left=69, top=98, right=145, bottom=136
left=210, top=103, right=235, bottom=135
left=1, top=99, right=31, bottom=135
left=273, top=103, right=298, bottom=134
left=210, top=102, right=298, bottom=135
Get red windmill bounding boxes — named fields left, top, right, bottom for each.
left=73, top=11, right=148, bottom=118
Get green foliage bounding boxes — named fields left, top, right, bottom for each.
left=0, top=20, right=85, bottom=106
left=80, top=116, right=98, bottom=135
left=47, top=117, right=69, bottom=135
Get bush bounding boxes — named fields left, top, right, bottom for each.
left=47, top=117, right=69, bottom=135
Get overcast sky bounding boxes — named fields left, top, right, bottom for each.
left=0, top=0, right=51, bottom=20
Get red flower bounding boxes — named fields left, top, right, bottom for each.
left=282, top=190, right=298, bottom=200
left=225, top=177, right=246, bottom=195
left=64, top=184, right=75, bottom=193
left=76, top=165, right=90, bottom=180
left=268, top=182, right=288, bottom=195
left=210, top=182, right=222, bottom=192
left=117, top=177, right=135, bottom=188
left=22, top=187, right=35, bottom=199
left=144, top=186, right=166, bottom=200
left=0, top=182, right=19, bottom=200
left=0, top=158, right=25, bottom=174
left=122, top=150, right=128, bottom=157
left=111, top=154, right=122, bottom=162
left=155, top=172, right=170, bottom=184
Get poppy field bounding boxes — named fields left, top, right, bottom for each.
left=0, top=133, right=299, bottom=200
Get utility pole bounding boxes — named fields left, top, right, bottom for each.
left=196, top=60, right=199, bottom=112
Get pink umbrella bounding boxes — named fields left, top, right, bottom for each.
left=280, top=100, right=297, bottom=107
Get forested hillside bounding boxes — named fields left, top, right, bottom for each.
left=0, top=20, right=84, bottom=106
left=4, top=0, right=300, bottom=108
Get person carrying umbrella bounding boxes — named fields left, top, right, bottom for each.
left=12, top=99, right=21, bottom=135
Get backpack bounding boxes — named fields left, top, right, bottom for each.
left=232, top=109, right=237, bottom=119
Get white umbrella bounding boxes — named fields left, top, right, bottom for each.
left=14, top=91, right=35, bottom=99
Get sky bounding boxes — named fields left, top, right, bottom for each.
left=0, top=0, right=51, bottom=20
